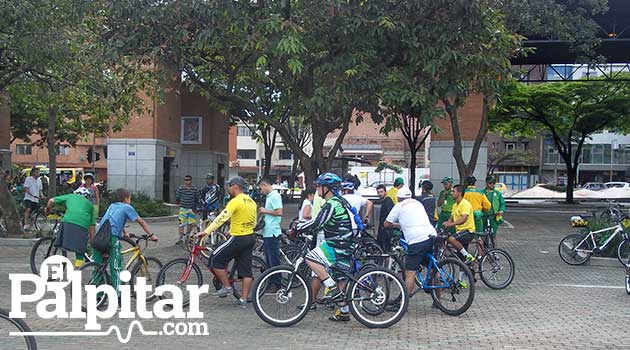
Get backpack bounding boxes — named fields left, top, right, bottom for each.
left=336, top=195, right=365, bottom=233
left=92, top=218, right=112, bottom=253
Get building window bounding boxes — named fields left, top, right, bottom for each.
left=506, top=143, right=515, bottom=151
left=56, top=145, right=71, bottom=156
left=237, top=149, right=256, bottom=159
left=237, top=126, right=252, bottom=137
left=279, top=149, right=292, bottom=160
left=16, top=144, right=32, bottom=155
left=520, top=142, right=528, bottom=151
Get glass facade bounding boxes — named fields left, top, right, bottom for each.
left=544, top=143, right=630, bottom=165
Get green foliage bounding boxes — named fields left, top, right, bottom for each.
left=374, top=162, right=403, bottom=174
left=99, top=192, right=169, bottom=218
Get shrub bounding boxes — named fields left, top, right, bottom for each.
left=99, top=191, right=169, bottom=217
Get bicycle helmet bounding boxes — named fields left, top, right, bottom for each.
left=465, top=176, right=477, bottom=186
left=74, top=187, right=91, bottom=198
left=341, top=181, right=355, bottom=190
left=315, top=173, right=342, bottom=189
left=421, top=180, right=434, bottom=191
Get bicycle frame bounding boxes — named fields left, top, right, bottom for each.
left=414, top=253, right=456, bottom=291
left=576, top=224, right=624, bottom=253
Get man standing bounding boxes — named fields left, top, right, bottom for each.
left=417, top=181, right=437, bottom=227
left=22, top=167, right=43, bottom=231
left=196, top=176, right=257, bottom=308
left=175, top=175, right=200, bottom=244
left=437, top=177, right=455, bottom=233
left=341, top=181, right=373, bottom=226
left=482, top=175, right=506, bottom=247
left=376, top=184, right=395, bottom=252
left=463, top=176, right=491, bottom=233
left=384, top=187, right=437, bottom=294
left=387, top=177, right=405, bottom=205
left=200, top=173, right=223, bottom=219
left=258, top=176, right=283, bottom=290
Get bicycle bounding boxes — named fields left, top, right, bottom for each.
left=251, top=234, right=408, bottom=328
left=559, top=213, right=630, bottom=266
left=29, top=229, right=137, bottom=275
left=1, top=307, right=38, bottom=350
left=437, top=226, right=515, bottom=290
left=184, top=211, right=229, bottom=257
left=77, top=234, right=162, bottom=309
left=625, top=256, right=630, bottom=295
left=156, top=237, right=267, bottom=306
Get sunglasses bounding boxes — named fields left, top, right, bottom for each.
left=184, top=179, right=192, bottom=182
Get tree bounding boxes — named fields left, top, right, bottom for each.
left=490, top=78, right=630, bottom=203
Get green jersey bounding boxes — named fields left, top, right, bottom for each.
left=438, top=189, right=456, bottom=212
left=482, top=188, right=506, bottom=215
left=55, top=194, right=95, bottom=229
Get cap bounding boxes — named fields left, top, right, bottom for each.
left=441, top=176, right=454, bottom=184
left=485, top=175, right=496, bottom=184
left=396, top=187, right=412, bottom=199
left=83, top=173, right=94, bottom=180
left=228, top=176, right=248, bottom=189
left=394, top=177, right=404, bottom=186
left=206, top=173, right=215, bottom=180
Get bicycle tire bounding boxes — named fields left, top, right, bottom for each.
left=224, top=256, right=267, bottom=300
left=558, top=233, right=593, bottom=265
left=348, top=267, right=408, bottom=328
left=0, top=307, right=38, bottom=350
left=29, top=236, right=67, bottom=275
left=78, top=262, right=111, bottom=311
left=617, top=238, right=630, bottom=267
left=130, top=256, right=163, bottom=301
left=625, top=268, right=630, bottom=295
left=33, top=210, right=58, bottom=235
left=252, top=265, right=312, bottom=327
left=156, top=258, right=203, bottom=308
left=429, top=257, right=475, bottom=316
left=479, top=248, right=515, bottom=290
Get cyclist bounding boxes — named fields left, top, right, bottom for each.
left=196, top=176, right=257, bottom=308
left=482, top=175, right=506, bottom=247
left=442, top=184, right=476, bottom=264
left=417, top=181, right=437, bottom=227
left=463, top=176, right=491, bottom=233
left=437, top=176, right=455, bottom=233
left=200, top=173, right=223, bottom=221
left=341, top=180, right=373, bottom=226
left=384, top=187, right=437, bottom=294
left=79, top=173, right=100, bottom=239
left=44, top=187, right=95, bottom=267
left=297, top=173, right=356, bottom=322
left=175, top=175, right=200, bottom=244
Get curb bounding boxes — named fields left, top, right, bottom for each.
left=143, top=215, right=178, bottom=223
left=0, top=237, right=37, bottom=247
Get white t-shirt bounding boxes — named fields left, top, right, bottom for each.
left=385, top=198, right=436, bottom=245
left=23, top=176, right=43, bottom=203
left=343, top=193, right=368, bottom=214
left=299, top=199, right=313, bottom=222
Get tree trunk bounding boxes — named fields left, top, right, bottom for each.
left=301, top=158, right=317, bottom=191
left=565, top=164, right=576, bottom=204
left=47, top=107, right=57, bottom=197
left=409, top=148, right=417, bottom=197
left=263, top=145, right=273, bottom=177
left=0, top=174, right=24, bottom=237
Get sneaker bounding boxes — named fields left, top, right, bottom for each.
left=297, top=303, right=317, bottom=311
left=212, top=286, right=233, bottom=298
left=233, top=298, right=247, bottom=308
left=328, top=310, right=350, bottom=322
left=465, top=254, right=476, bottom=264
left=384, top=303, right=401, bottom=312
left=458, top=280, right=468, bottom=289
left=23, top=224, right=30, bottom=231
left=321, top=286, right=344, bottom=303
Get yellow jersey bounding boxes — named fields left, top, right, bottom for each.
left=452, top=198, right=476, bottom=233
left=463, top=187, right=491, bottom=212
left=387, top=187, right=399, bottom=205
left=205, top=193, right=257, bottom=236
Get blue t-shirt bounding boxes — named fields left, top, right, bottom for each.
left=98, top=202, right=139, bottom=237
left=262, top=190, right=283, bottom=238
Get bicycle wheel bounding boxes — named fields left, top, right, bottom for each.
left=199, top=230, right=229, bottom=258
left=369, top=255, right=405, bottom=306
left=229, top=256, right=267, bottom=300
left=33, top=210, right=57, bottom=235
left=156, top=258, right=203, bottom=308
left=30, top=236, right=67, bottom=275
left=479, top=249, right=515, bottom=290
left=0, top=308, right=38, bottom=350
left=252, top=265, right=312, bottom=327
left=78, top=262, right=111, bottom=311
left=130, top=256, right=163, bottom=301
left=282, top=245, right=311, bottom=278
left=558, top=233, right=593, bottom=265
left=430, top=257, right=475, bottom=316
left=625, top=267, right=630, bottom=295
left=348, top=267, right=408, bottom=328
left=617, top=239, right=630, bottom=267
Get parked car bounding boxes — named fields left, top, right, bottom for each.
left=582, top=182, right=606, bottom=191
left=358, top=180, right=394, bottom=200
left=604, top=182, right=630, bottom=190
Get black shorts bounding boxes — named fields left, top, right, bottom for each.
left=404, top=237, right=435, bottom=271
left=454, top=230, right=474, bottom=246
left=23, top=200, right=39, bottom=211
left=55, top=222, right=89, bottom=255
left=210, top=234, right=256, bottom=278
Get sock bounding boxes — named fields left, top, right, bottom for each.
left=340, top=305, right=349, bottom=313
left=323, top=277, right=336, bottom=288
left=459, top=248, right=469, bottom=256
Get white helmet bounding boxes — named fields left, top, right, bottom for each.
left=74, top=187, right=91, bottom=198
left=397, top=187, right=412, bottom=199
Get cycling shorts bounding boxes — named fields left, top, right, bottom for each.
left=210, top=234, right=255, bottom=278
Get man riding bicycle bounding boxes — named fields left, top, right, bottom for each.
left=200, top=173, right=223, bottom=220
left=297, top=173, right=357, bottom=322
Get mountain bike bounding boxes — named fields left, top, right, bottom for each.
left=251, top=235, right=408, bottom=328
left=29, top=229, right=136, bottom=275
left=156, top=237, right=267, bottom=306
left=184, top=211, right=229, bottom=257
left=1, top=307, right=37, bottom=350
left=625, top=256, right=630, bottom=295
left=77, top=234, right=162, bottom=309
left=559, top=213, right=630, bottom=266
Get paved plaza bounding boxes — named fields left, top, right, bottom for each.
left=1, top=205, right=628, bottom=349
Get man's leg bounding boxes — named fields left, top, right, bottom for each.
left=263, top=236, right=281, bottom=287
left=447, top=235, right=474, bottom=262
left=210, top=237, right=236, bottom=295
left=23, top=202, right=31, bottom=229
left=404, top=270, right=416, bottom=294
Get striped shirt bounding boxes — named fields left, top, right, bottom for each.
left=175, top=186, right=200, bottom=210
